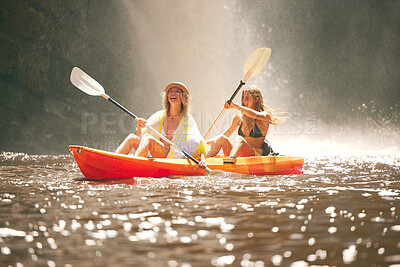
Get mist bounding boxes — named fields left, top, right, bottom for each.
left=1, top=0, right=399, bottom=155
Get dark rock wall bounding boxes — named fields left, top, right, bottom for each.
left=0, top=0, right=136, bottom=154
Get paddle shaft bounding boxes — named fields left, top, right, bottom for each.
left=203, top=80, right=245, bottom=139
left=203, top=48, right=271, bottom=140
left=228, top=80, right=246, bottom=104
left=102, top=94, right=138, bottom=120
left=100, top=94, right=212, bottom=173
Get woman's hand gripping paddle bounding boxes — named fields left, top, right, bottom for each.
left=203, top=48, right=271, bottom=139
left=70, top=67, right=213, bottom=174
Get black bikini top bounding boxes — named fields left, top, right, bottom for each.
left=238, top=121, right=264, bottom=138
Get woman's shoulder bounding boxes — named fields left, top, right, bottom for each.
left=149, top=110, right=165, bottom=117
left=155, top=110, right=165, bottom=115
left=147, top=110, right=165, bottom=122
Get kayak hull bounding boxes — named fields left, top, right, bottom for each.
left=69, top=145, right=304, bottom=180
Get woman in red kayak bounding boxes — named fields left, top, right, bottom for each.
left=115, top=82, right=209, bottom=168
left=206, top=85, right=286, bottom=157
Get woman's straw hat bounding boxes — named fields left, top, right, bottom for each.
left=164, top=82, right=189, bottom=96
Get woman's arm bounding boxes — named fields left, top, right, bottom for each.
left=198, top=152, right=207, bottom=169
left=225, top=101, right=270, bottom=121
left=135, top=118, right=147, bottom=136
left=221, top=113, right=241, bottom=138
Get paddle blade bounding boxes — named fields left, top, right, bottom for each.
left=243, top=48, right=271, bottom=82
left=70, top=67, right=105, bottom=96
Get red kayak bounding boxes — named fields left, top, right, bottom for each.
left=69, top=145, right=304, bottom=180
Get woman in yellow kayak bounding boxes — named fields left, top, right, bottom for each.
left=207, top=85, right=286, bottom=157
left=115, top=82, right=209, bottom=168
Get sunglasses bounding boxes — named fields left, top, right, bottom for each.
left=168, top=90, right=183, bottom=95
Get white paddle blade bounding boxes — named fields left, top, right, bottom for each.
left=70, top=67, right=105, bottom=96
left=243, top=48, right=271, bottom=82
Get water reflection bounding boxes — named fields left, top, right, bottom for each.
left=0, top=153, right=399, bottom=266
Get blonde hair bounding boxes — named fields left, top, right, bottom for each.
left=242, top=85, right=287, bottom=125
left=162, top=89, right=190, bottom=116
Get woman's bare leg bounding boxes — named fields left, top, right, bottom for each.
left=206, top=135, right=233, bottom=157
left=134, top=133, right=170, bottom=158
left=115, top=133, right=141, bottom=154
left=229, top=136, right=256, bottom=157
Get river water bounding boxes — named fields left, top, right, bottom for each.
left=0, top=151, right=399, bottom=267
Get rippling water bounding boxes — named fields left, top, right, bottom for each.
left=1, top=151, right=399, bottom=267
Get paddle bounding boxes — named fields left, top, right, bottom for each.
left=203, top=47, right=271, bottom=139
left=70, top=67, right=212, bottom=174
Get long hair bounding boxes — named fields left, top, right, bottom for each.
left=162, top=90, right=190, bottom=116
left=242, top=85, right=287, bottom=125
